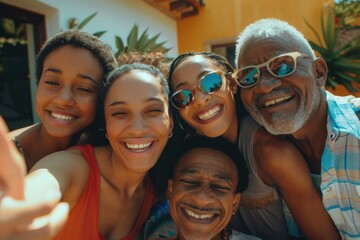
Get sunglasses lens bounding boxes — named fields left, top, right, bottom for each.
left=171, top=89, right=193, bottom=109
left=269, top=55, right=295, bottom=77
left=199, top=72, right=223, bottom=93
left=237, top=68, right=259, bottom=87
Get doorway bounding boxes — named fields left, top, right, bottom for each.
left=0, top=2, right=46, bottom=130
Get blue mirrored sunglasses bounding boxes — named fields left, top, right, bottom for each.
left=170, top=71, right=223, bottom=109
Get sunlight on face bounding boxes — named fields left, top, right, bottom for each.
left=104, top=70, right=172, bottom=173
left=168, top=148, right=240, bottom=240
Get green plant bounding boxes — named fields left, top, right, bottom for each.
left=67, top=12, right=107, bottom=38
left=334, top=0, right=360, bottom=29
left=304, top=7, right=360, bottom=92
left=114, top=24, right=171, bottom=58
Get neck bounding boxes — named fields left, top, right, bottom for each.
left=289, top=92, right=328, bottom=173
left=25, top=124, right=80, bottom=170
left=38, top=124, right=80, bottom=152
left=101, top=148, right=148, bottom=198
left=222, top=113, right=239, bottom=144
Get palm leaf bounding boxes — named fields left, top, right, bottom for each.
left=77, top=12, right=98, bottom=30
left=115, top=35, right=125, bottom=52
left=127, top=24, right=139, bottom=51
left=303, top=17, right=323, bottom=46
left=93, top=31, right=107, bottom=38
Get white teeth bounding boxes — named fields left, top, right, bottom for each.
left=125, top=143, right=151, bottom=152
left=198, top=105, right=221, bottom=120
left=52, top=112, right=74, bottom=120
left=264, top=96, right=291, bottom=107
left=184, top=209, right=214, bottom=219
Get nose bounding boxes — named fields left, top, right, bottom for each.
left=53, top=87, right=75, bottom=107
left=190, top=185, right=216, bottom=205
left=192, top=89, right=210, bottom=108
left=128, top=113, right=149, bottom=135
left=255, top=69, right=282, bottom=94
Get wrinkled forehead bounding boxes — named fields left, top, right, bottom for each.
left=175, top=148, right=238, bottom=182
left=237, top=37, right=300, bottom=68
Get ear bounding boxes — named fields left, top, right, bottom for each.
left=167, top=179, right=174, bottom=199
left=225, top=72, right=239, bottom=95
left=312, top=57, right=328, bottom=88
left=232, top=193, right=241, bottom=215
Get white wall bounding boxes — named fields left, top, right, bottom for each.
left=0, top=0, right=178, bottom=57
left=0, top=0, right=178, bottom=126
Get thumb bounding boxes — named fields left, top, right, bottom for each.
left=0, top=116, right=26, bottom=199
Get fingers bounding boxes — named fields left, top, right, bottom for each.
left=0, top=190, right=68, bottom=240
left=1, top=190, right=62, bottom=226
left=1, top=203, right=69, bottom=240
left=0, top=116, right=26, bottom=199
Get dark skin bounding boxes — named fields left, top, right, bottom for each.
left=238, top=37, right=340, bottom=239
left=9, top=124, right=81, bottom=171
left=8, top=45, right=103, bottom=172
left=171, top=54, right=340, bottom=239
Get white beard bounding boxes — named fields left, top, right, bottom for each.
left=249, top=87, right=321, bottom=135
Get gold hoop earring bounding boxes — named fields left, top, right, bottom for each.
left=168, top=132, right=173, bottom=139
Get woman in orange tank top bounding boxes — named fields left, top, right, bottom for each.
left=3, top=60, right=175, bottom=240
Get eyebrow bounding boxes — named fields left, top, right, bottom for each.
left=43, top=68, right=98, bottom=84
left=173, top=70, right=210, bottom=90
left=108, top=97, right=164, bottom=107
left=178, top=167, right=233, bottom=182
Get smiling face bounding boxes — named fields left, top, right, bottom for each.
left=238, top=38, right=325, bottom=134
left=170, top=55, right=237, bottom=138
left=104, top=69, right=172, bottom=173
left=168, top=147, right=240, bottom=240
left=35, top=45, right=103, bottom=138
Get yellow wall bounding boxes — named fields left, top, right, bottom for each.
left=177, top=0, right=359, bottom=97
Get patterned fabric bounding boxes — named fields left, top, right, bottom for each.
left=143, top=200, right=177, bottom=239
left=321, top=91, right=360, bottom=239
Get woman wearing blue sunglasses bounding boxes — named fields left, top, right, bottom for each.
left=168, top=52, right=340, bottom=240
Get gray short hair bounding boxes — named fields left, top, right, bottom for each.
left=235, top=18, right=316, bottom=66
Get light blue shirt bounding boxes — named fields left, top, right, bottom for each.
left=321, top=91, right=360, bottom=239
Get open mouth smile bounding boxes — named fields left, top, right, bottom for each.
left=181, top=206, right=220, bottom=223
left=51, top=112, right=74, bottom=121
left=198, top=105, right=221, bottom=121
left=263, top=95, right=292, bottom=107
left=125, top=142, right=152, bottom=152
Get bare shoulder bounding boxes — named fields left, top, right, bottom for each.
left=28, top=147, right=92, bottom=206
left=252, top=127, right=308, bottom=183
left=31, top=147, right=89, bottom=173
left=253, top=127, right=301, bottom=164
left=7, top=123, right=38, bottom=139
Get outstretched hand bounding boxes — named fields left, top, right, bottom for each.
left=0, top=116, right=69, bottom=240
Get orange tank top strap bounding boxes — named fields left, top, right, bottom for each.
left=53, top=144, right=102, bottom=240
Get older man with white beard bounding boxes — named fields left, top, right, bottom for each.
left=234, top=18, right=360, bottom=240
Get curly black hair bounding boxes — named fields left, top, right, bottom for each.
left=36, top=29, right=117, bottom=85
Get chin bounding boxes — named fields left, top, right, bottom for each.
left=180, top=232, right=215, bottom=240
